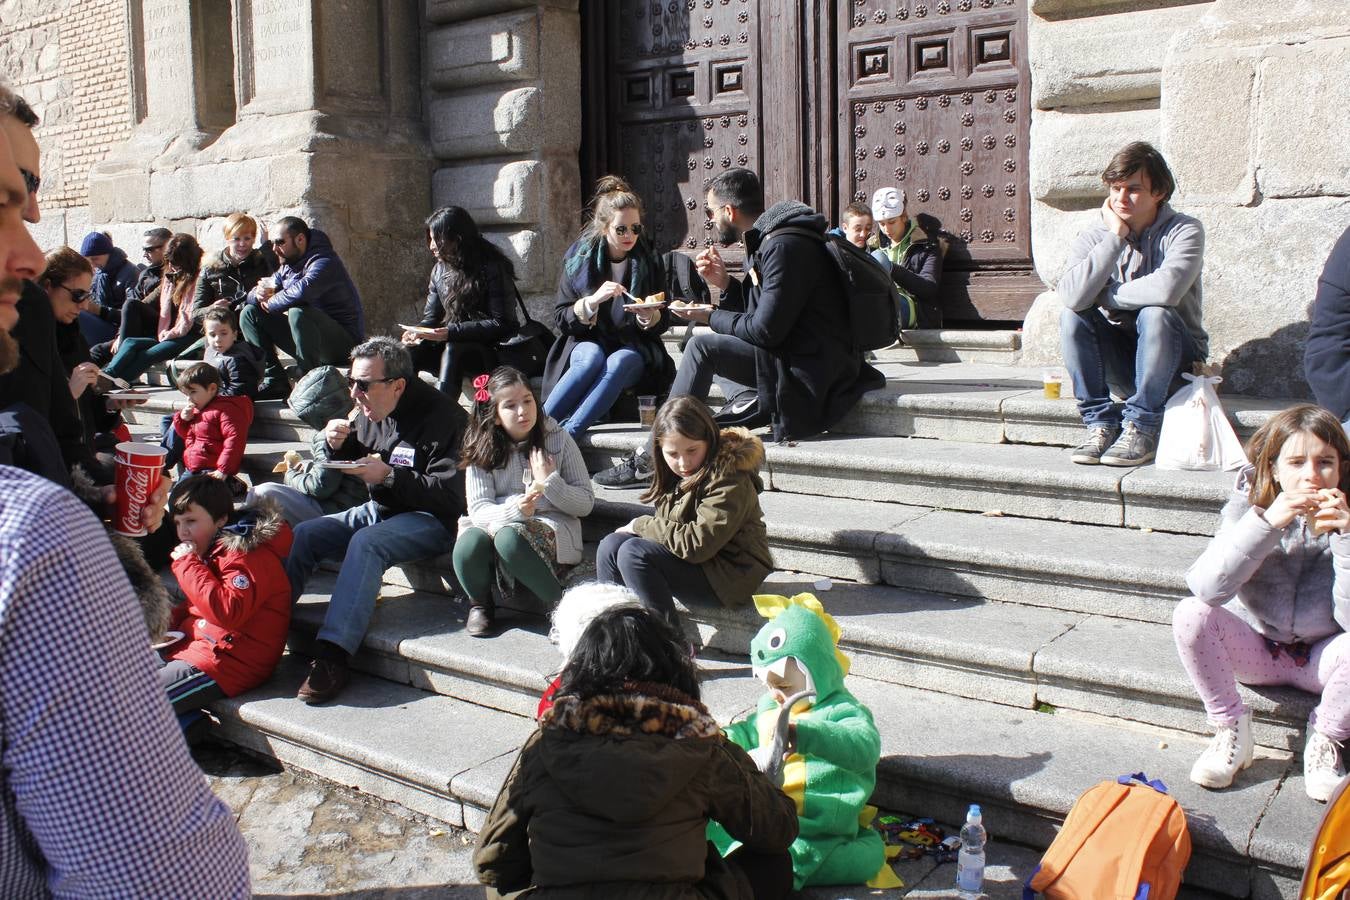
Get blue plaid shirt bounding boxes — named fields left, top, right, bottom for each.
left=0, top=467, right=250, bottom=898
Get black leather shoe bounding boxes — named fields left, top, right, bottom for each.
left=297, top=658, right=349, bottom=704
left=466, top=605, right=495, bottom=637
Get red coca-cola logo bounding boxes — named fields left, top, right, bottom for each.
left=117, top=465, right=154, bottom=532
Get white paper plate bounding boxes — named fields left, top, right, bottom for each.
left=398, top=324, right=440, bottom=335
left=318, top=460, right=368, bottom=470
left=104, top=390, right=151, bottom=402
left=152, top=630, right=186, bottom=651
left=623, top=301, right=666, bottom=310
left=669, top=303, right=714, bottom=313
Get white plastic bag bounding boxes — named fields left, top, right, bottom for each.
left=1155, top=373, right=1248, bottom=471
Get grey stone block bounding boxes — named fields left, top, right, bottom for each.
left=1121, top=466, right=1234, bottom=535
left=432, top=160, right=543, bottom=225
left=1030, top=106, right=1161, bottom=205
left=1249, top=771, right=1327, bottom=883
left=427, top=9, right=539, bottom=89
left=428, top=86, right=543, bottom=159
left=1161, top=51, right=1258, bottom=205
left=1033, top=615, right=1314, bottom=750
left=876, top=509, right=1207, bottom=621
left=1255, top=45, right=1350, bottom=200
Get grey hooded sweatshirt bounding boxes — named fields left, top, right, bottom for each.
left=1186, top=467, right=1350, bottom=644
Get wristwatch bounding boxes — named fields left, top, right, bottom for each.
left=380, top=467, right=397, bottom=488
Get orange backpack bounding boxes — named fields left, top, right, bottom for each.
left=1302, top=776, right=1350, bottom=899
left=1024, top=773, right=1191, bottom=900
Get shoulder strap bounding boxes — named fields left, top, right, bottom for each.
left=1111, top=788, right=1176, bottom=900
left=1029, top=782, right=1129, bottom=894
left=509, top=280, right=535, bottom=325
left=763, top=225, right=826, bottom=245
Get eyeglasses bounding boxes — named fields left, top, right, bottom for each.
left=19, top=168, right=39, bottom=196
left=705, top=204, right=730, bottom=220
left=613, top=223, right=643, bottom=237
left=58, top=283, right=88, bottom=303
left=269, top=237, right=287, bottom=247
left=347, top=375, right=397, bottom=393
left=142, top=244, right=166, bottom=255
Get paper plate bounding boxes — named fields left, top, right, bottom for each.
left=398, top=324, right=440, bottom=335
left=318, top=460, right=368, bottom=470
left=152, top=630, right=186, bottom=651
left=104, top=390, right=151, bottom=402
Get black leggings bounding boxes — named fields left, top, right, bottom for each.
left=595, top=531, right=717, bottom=633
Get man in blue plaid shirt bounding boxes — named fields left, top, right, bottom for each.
left=0, top=86, right=250, bottom=898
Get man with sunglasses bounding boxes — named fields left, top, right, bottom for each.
left=241, top=216, right=365, bottom=400
left=285, top=337, right=467, bottom=705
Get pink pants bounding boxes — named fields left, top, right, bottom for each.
left=1171, top=596, right=1350, bottom=740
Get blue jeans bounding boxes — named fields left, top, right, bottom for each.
left=543, top=342, right=645, bottom=438
left=78, top=310, right=117, bottom=347
left=103, top=334, right=198, bottom=382
left=285, top=501, right=455, bottom=655
left=1060, top=305, right=1201, bottom=434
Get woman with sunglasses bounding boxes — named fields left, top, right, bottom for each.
left=403, top=206, right=519, bottom=395
left=37, top=247, right=124, bottom=451
left=102, top=233, right=204, bottom=384
left=540, top=175, right=673, bottom=440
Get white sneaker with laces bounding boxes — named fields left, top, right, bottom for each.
left=1190, top=709, right=1253, bottom=789
left=1304, top=725, right=1346, bottom=803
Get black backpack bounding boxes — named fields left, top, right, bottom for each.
left=765, top=227, right=910, bottom=351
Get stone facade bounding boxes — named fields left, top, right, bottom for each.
left=5, top=0, right=1347, bottom=398
left=1021, top=0, right=1350, bottom=400
left=0, top=0, right=134, bottom=248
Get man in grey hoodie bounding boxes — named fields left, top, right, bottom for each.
left=1057, top=142, right=1208, bottom=467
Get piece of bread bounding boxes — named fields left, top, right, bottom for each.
left=272, top=449, right=303, bottom=474
left=643, top=291, right=666, bottom=305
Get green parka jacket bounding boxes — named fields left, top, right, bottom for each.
left=631, top=427, right=773, bottom=607
left=474, top=687, right=798, bottom=899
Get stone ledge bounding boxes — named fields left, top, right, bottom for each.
left=427, top=9, right=540, bottom=90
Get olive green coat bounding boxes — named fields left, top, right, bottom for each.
left=632, top=428, right=773, bottom=607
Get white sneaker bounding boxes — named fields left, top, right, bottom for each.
left=1304, top=725, right=1346, bottom=803
left=1190, top=710, right=1254, bottom=789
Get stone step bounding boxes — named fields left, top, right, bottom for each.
left=211, top=654, right=1311, bottom=898
left=580, top=426, right=1235, bottom=536
left=661, top=326, right=1023, bottom=365
left=290, top=569, right=1315, bottom=751
left=117, top=363, right=1294, bottom=448
left=585, top=486, right=1209, bottom=623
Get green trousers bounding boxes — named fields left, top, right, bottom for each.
left=452, top=526, right=562, bottom=609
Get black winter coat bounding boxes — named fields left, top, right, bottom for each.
left=128, top=262, right=162, bottom=304
left=1305, top=225, right=1350, bottom=421
left=874, top=216, right=945, bottom=328
left=0, top=280, right=105, bottom=480
left=541, top=236, right=673, bottom=402
left=54, top=319, right=120, bottom=453
left=194, top=248, right=276, bottom=315
left=708, top=202, right=884, bottom=441
left=417, top=257, right=518, bottom=343
left=327, top=377, right=468, bottom=528
left=90, top=247, right=139, bottom=324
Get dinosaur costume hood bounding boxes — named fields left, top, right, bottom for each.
left=749, top=592, right=850, bottom=705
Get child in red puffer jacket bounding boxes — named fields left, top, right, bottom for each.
left=159, top=474, right=293, bottom=713
left=172, top=361, right=253, bottom=495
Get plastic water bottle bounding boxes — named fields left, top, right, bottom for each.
left=955, top=804, right=987, bottom=897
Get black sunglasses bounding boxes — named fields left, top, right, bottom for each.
left=347, top=375, right=396, bottom=393
left=613, top=223, right=643, bottom=237
left=19, top=168, right=39, bottom=197
left=59, top=283, right=88, bottom=303
left=142, top=243, right=166, bottom=255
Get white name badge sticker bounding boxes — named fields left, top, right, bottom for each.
left=390, top=443, right=416, bottom=468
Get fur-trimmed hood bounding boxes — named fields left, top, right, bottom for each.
left=543, top=688, right=720, bottom=741
left=220, top=499, right=289, bottom=556
left=107, top=531, right=173, bottom=643
left=711, top=426, right=765, bottom=478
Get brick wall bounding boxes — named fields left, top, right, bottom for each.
left=1, top=0, right=132, bottom=241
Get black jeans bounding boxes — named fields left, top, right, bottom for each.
left=411, top=339, right=496, bottom=396
left=595, top=531, right=716, bottom=633
left=669, top=331, right=757, bottom=404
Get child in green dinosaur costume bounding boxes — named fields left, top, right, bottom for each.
left=709, top=592, right=902, bottom=890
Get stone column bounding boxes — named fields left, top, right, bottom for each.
left=90, top=0, right=431, bottom=336
left=1158, top=0, right=1350, bottom=397
left=423, top=0, right=582, bottom=317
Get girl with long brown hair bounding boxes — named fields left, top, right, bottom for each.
left=101, top=232, right=204, bottom=383
left=595, top=396, right=772, bottom=636
left=453, top=366, right=594, bottom=636
left=1174, top=403, right=1350, bottom=802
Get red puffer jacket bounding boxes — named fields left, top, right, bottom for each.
left=173, top=393, right=254, bottom=476
left=168, top=503, right=293, bottom=696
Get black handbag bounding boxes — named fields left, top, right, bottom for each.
left=495, top=284, right=552, bottom=378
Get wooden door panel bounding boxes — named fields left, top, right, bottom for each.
left=608, top=1, right=763, bottom=260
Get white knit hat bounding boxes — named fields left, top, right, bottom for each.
left=871, top=187, right=906, bottom=220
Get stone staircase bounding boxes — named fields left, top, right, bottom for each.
left=121, top=340, right=1319, bottom=899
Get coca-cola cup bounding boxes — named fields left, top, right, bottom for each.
left=114, top=441, right=168, bottom=537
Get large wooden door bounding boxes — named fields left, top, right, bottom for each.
left=836, top=0, right=1039, bottom=322
left=581, top=1, right=1039, bottom=322
left=582, top=0, right=781, bottom=266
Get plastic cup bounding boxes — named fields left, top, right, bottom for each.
left=114, top=441, right=168, bottom=537
left=638, top=395, right=657, bottom=428
left=1042, top=368, right=1064, bottom=400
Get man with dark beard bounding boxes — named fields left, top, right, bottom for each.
left=595, top=168, right=882, bottom=486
